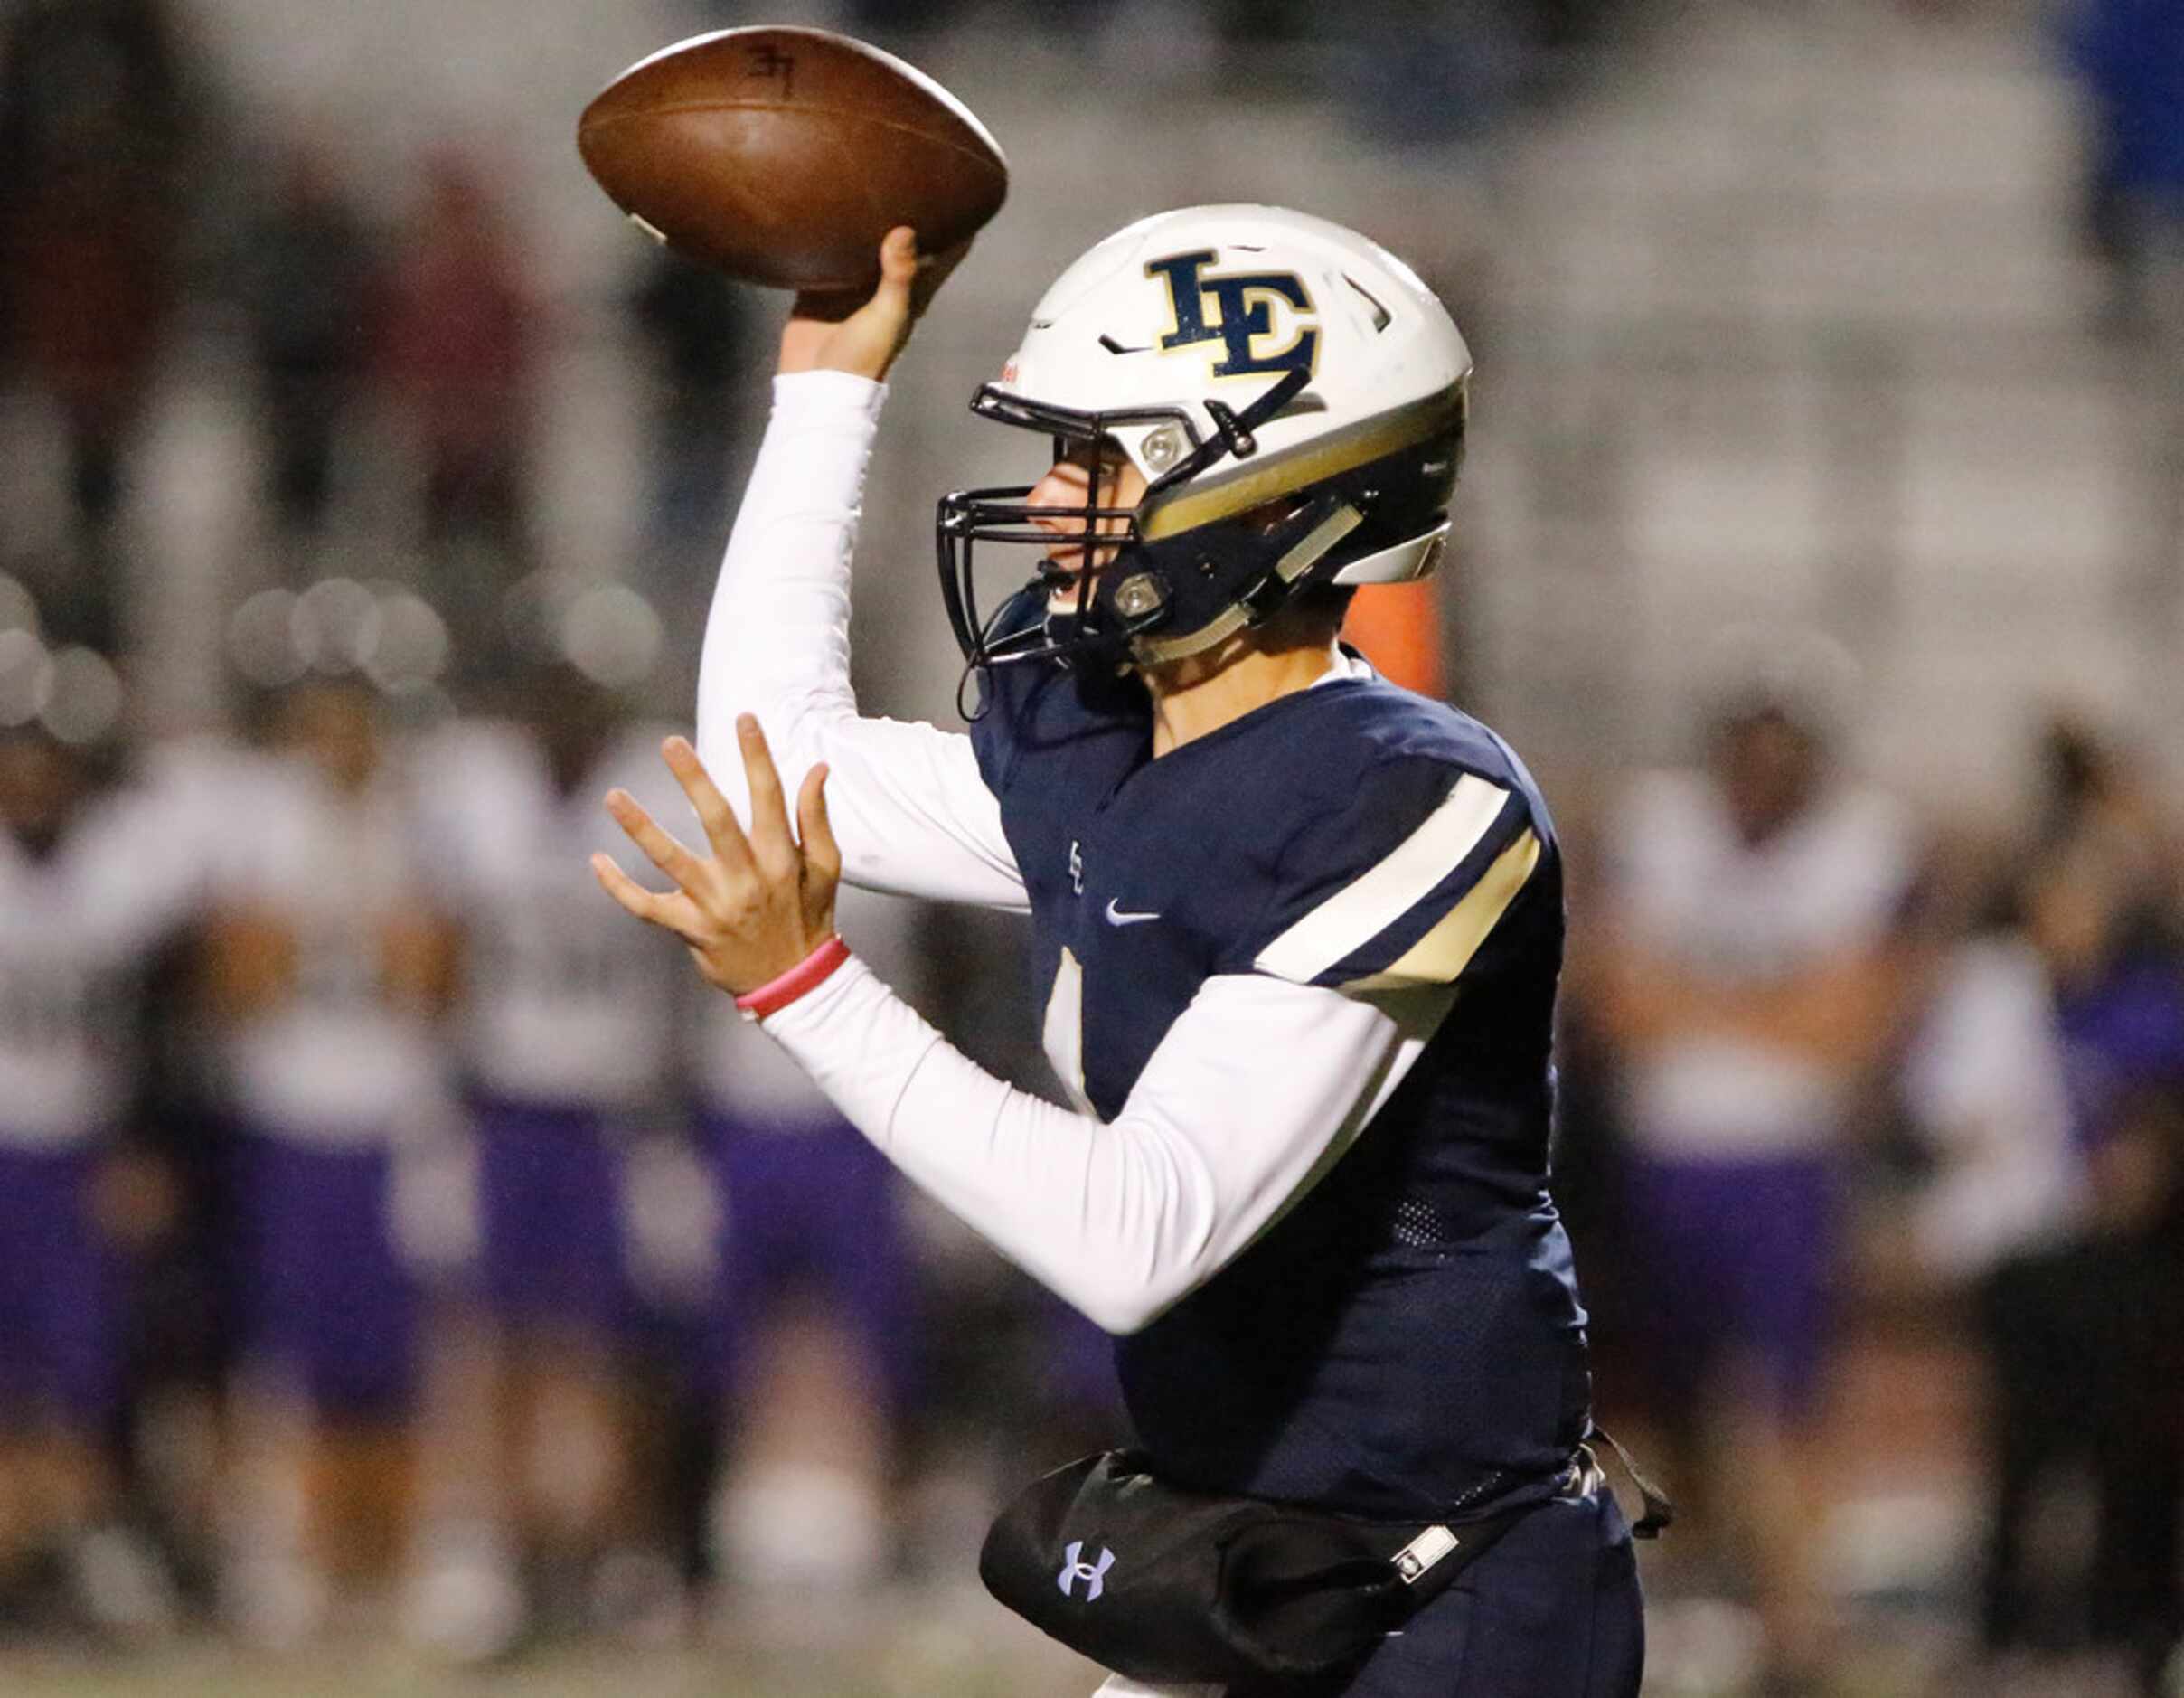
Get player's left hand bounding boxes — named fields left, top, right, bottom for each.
left=591, top=717, right=840, bottom=996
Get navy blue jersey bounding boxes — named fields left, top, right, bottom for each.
left=971, top=608, right=1593, bottom=1520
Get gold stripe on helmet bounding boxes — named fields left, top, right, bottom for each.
left=1139, top=382, right=1467, bottom=542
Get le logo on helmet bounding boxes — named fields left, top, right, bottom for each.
left=1144, top=250, right=1320, bottom=380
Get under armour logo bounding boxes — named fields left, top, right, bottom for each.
left=1058, top=1540, right=1115, bottom=1601
left=1145, top=250, right=1318, bottom=379
left=1068, top=839, right=1084, bottom=896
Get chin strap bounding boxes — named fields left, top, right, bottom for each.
left=1114, top=367, right=1334, bottom=669
left=1126, top=500, right=1363, bottom=669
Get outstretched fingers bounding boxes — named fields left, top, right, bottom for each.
left=589, top=851, right=700, bottom=943
left=661, top=734, right=755, bottom=875
left=603, top=787, right=711, bottom=892
left=730, top=716, right=795, bottom=868
left=598, top=729, right=836, bottom=963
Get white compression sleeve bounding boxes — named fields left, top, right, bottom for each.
left=696, top=370, right=1026, bottom=910
left=762, top=956, right=1451, bottom=1335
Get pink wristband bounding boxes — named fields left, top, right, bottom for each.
left=734, top=935, right=852, bottom=1021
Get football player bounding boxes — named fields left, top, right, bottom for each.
left=1592, top=656, right=1916, bottom=1687
left=686, top=880, right=923, bottom=1604
left=198, top=674, right=461, bottom=1643
left=0, top=698, right=185, bottom=1637
left=597, top=211, right=1643, bottom=1695
left=409, top=662, right=687, bottom=1644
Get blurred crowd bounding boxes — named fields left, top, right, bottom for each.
left=10, top=580, right=2184, bottom=1685
left=1554, top=647, right=2184, bottom=1694
left=4, top=0, right=2184, bottom=1693
left=0, top=634, right=1142, bottom=1656
left=0, top=0, right=766, bottom=686
left=0, top=0, right=1120, bottom=1660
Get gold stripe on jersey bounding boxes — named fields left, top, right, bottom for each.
left=1336, top=829, right=1540, bottom=994
left=1254, top=771, right=1510, bottom=985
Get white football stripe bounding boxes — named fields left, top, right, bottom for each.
left=1254, top=772, right=1512, bottom=984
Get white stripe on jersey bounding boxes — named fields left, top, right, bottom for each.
left=1254, top=772, right=1511, bottom=986
left=1336, top=828, right=1540, bottom=993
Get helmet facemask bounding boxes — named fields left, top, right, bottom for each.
left=937, top=366, right=1321, bottom=687
left=936, top=391, right=1181, bottom=682
left=937, top=366, right=1464, bottom=706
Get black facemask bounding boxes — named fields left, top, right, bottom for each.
left=935, top=369, right=1315, bottom=689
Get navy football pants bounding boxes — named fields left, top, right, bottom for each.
left=1241, top=1487, right=1644, bottom=1698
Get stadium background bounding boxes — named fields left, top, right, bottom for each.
left=1, top=0, right=2179, bottom=1692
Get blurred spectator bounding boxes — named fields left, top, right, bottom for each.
left=1590, top=637, right=1919, bottom=1689
left=627, top=250, right=756, bottom=563
left=1899, top=856, right=2086, bottom=1670
left=686, top=883, right=926, bottom=1608
left=375, top=147, right=541, bottom=657
left=0, top=695, right=185, bottom=1639
left=2031, top=710, right=2179, bottom=915
left=2059, top=0, right=2184, bottom=346
left=0, top=0, right=202, bottom=646
left=1906, top=820, right=2184, bottom=1688
left=120, top=722, right=281, bottom=1599
left=231, top=131, right=380, bottom=543
left=194, top=675, right=460, bottom=1646
left=1900, top=873, right=2083, bottom=1294
left=2021, top=835, right=2184, bottom=1679
left=407, top=665, right=690, bottom=1652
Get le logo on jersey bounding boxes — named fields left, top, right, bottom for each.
left=1145, top=250, right=1319, bottom=379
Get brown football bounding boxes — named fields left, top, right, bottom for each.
left=578, top=27, right=1008, bottom=291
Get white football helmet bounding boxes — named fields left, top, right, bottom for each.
left=937, top=204, right=1472, bottom=675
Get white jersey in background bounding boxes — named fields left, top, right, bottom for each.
left=1612, top=769, right=1916, bottom=1159
left=1901, top=934, right=2083, bottom=1279
left=137, top=735, right=289, bottom=901
left=0, top=785, right=200, bottom=1147
left=416, top=719, right=685, bottom=1112
left=208, top=749, right=453, bottom=1146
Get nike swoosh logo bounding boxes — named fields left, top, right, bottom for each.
left=1104, top=899, right=1162, bottom=927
